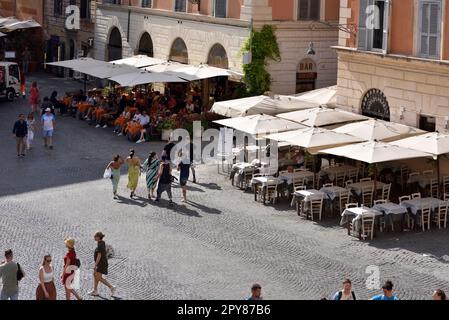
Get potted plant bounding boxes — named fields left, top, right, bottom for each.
left=157, top=118, right=177, bottom=141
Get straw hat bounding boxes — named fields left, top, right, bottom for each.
left=64, top=238, right=75, bottom=249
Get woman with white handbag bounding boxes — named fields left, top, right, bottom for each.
left=105, top=155, right=124, bottom=199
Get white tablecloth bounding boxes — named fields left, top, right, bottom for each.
left=294, top=189, right=325, bottom=202
left=320, top=186, right=348, bottom=200
left=340, top=207, right=383, bottom=225
left=232, top=162, right=256, bottom=171
left=279, top=170, right=314, bottom=185
left=350, top=181, right=386, bottom=195
left=319, top=165, right=357, bottom=180
left=251, top=176, right=284, bottom=187
left=407, top=173, right=438, bottom=188
left=400, top=198, right=446, bottom=215
left=372, top=202, right=408, bottom=216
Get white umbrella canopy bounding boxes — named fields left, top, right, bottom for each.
left=333, top=119, right=426, bottom=141
left=214, top=114, right=306, bottom=136
left=46, top=57, right=110, bottom=69
left=277, top=106, right=368, bottom=127
left=145, top=62, right=188, bottom=73
left=211, top=95, right=317, bottom=118
left=320, top=140, right=432, bottom=164
left=171, top=64, right=241, bottom=81
left=109, top=70, right=186, bottom=86
left=265, top=127, right=364, bottom=152
left=111, top=55, right=166, bottom=68
left=0, top=17, right=41, bottom=31
left=294, top=85, right=337, bottom=106
left=74, top=63, right=139, bottom=79
left=0, top=32, right=6, bottom=37
left=390, top=132, right=449, bottom=156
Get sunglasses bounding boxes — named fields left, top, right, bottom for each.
left=45, top=259, right=52, bottom=263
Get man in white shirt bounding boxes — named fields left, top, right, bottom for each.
left=41, top=108, right=55, bottom=149
left=136, top=110, right=151, bottom=144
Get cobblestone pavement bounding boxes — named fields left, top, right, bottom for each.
left=0, top=73, right=449, bottom=300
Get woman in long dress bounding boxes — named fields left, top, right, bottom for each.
left=107, top=154, right=124, bottom=199
left=142, top=152, right=160, bottom=200
left=126, top=149, right=141, bottom=198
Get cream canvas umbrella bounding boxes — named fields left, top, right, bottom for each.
left=391, top=132, right=449, bottom=197
left=277, top=106, right=367, bottom=127
left=294, top=85, right=337, bottom=106
left=109, top=70, right=186, bottom=87
left=46, top=57, right=110, bottom=69
left=211, top=95, right=318, bottom=118
left=333, top=119, right=426, bottom=141
left=74, top=63, right=139, bottom=79
left=171, top=64, right=242, bottom=81
left=145, top=62, right=187, bottom=73
left=111, top=55, right=166, bottom=68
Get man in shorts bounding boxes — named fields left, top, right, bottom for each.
left=41, top=108, right=55, bottom=149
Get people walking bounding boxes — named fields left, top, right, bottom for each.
left=61, top=238, right=82, bottom=300
left=0, top=249, right=25, bottom=300
left=155, top=155, right=173, bottom=205
left=26, top=112, right=37, bottom=150
left=245, top=283, right=263, bottom=300
left=41, top=108, right=55, bottom=149
left=107, top=155, right=124, bottom=199
left=126, top=149, right=141, bottom=199
left=332, top=279, right=356, bottom=300
left=88, top=232, right=116, bottom=298
left=370, top=280, right=400, bottom=300
left=36, top=254, right=57, bottom=300
left=29, top=81, right=40, bottom=116
left=12, top=114, right=28, bottom=157
left=432, top=289, right=446, bottom=300
left=177, top=150, right=191, bottom=202
left=143, top=152, right=160, bottom=200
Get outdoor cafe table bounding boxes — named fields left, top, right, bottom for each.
left=399, top=197, right=445, bottom=215
left=319, top=165, right=357, bottom=181
left=278, top=170, right=315, bottom=186
left=230, top=162, right=258, bottom=187
left=407, top=173, right=438, bottom=189
left=340, top=206, right=383, bottom=238
left=291, top=189, right=325, bottom=217
left=251, top=176, right=284, bottom=204
left=372, top=202, right=408, bottom=231
left=350, top=180, right=386, bottom=195
left=320, top=185, right=347, bottom=217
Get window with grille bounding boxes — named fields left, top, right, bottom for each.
left=298, top=0, right=320, bottom=20
left=54, top=0, right=63, bottom=15
left=213, top=0, right=227, bottom=18
left=174, top=0, right=187, bottom=12
left=418, top=0, right=441, bottom=58
left=357, top=0, right=390, bottom=54
left=142, top=0, right=152, bottom=7
left=80, top=0, right=91, bottom=19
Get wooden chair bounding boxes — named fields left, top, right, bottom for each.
left=242, top=167, right=255, bottom=189
left=433, top=201, right=448, bottom=229
left=345, top=179, right=353, bottom=189
left=323, top=183, right=334, bottom=188
left=381, top=183, right=392, bottom=201
left=429, top=178, right=439, bottom=198
left=264, top=182, right=279, bottom=205
left=418, top=205, right=432, bottom=231
left=360, top=177, right=372, bottom=182
left=411, top=192, right=421, bottom=199
left=361, top=185, right=374, bottom=207
left=347, top=168, right=359, bottom=183
left=400, top=166, right=410, bottom=191
left=360, top=212, right=376, bottom=240
left=336, top=190, right=351, bottom=216
left=399, top=195, right=413, bottom=230
left=445, top=193, right=449, bottom=201
left=308, top=195, right=324, bottom=221
left=335, top=171, right=346, bottom=187
left=423, top=169, right=434, bottom=175
left=443, top=176, right=449, bottom=194
left=373, top=199, right=392, bottom=232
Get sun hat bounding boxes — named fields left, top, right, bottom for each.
left=45, top=108, right=51, bottom=112
left=64, top=238, right=75, bottom=249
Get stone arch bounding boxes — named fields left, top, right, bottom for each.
left=361, top=88, right=390, bottom=121
left=107, top=27, right=123, bottom=61
left=169, top=37, right=189, bottom=64
left=137, top=32, right=154, bottom=57
left=207, top=43, right=228, bottom=69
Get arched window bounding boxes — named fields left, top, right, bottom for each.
left=107, top=27, right=122, bottom=61
left=137, top=32, right=154, bottom=57
left=296, top=58, right=317, bottom=93
left=169, top=37, right=188, bottom=64
left=361, top=89, right=390, bottom=121
left=207, top=43, right=228, bottom=69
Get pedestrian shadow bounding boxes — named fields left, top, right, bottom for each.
left=90, top=294, right=123, bottom=300
left=194, top=182, right=222, bottom=191
left=115, top=195, right=148, bottom=208
left=172, top=184, right=205, bottom=193
left=158, top=200, right=202, bottom=217
left=186, top=200, right=222, bottom=215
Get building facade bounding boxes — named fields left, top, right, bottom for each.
left=94, top=0, right=341, bottom=95
left=0, top=0, right=44, bottom=24
left=44, top=0, right=96, bottom=71
left=336, top=0, right=449, bottom=132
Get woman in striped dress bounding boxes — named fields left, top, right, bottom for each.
left=142, top=152, right=160, bottom=200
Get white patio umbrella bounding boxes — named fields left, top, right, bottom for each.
left=277, top=106, right=367, bottom=127
left=74, top=63, right=139, bottom=79
left=111, top=55, right=166, bottom=68
left=145, top=62, right=188, bottom=73
left=0, top=17, right=41, bottom=31
left=391, top=132, right=449, bottom=196
left=294, top=86, right=337, bottom=106
left=171, top=64, right=242, bottom=81
left=333, top=119, right=426, bottom=141
left=109, top=70, right=187, bottom=86
left=211, top=95, right=317, bottom=118
left=46, top=57, right=110, bottom=69
left=214, top=114, right=306, bottom=136
left=0, top=32, right=6, bottom=37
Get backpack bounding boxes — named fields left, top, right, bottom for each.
left=337, top=291, right=356, bottom=300
left=75, top=258, right=81, bottom=268
left=106, top=244, right=114, bottom=259
left=16, top=263, right=24, bottom=281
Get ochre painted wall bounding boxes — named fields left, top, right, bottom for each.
left=228, top=0, right=243, bottom=19
left=0, top=0, right=44, bottom=25
left=153, top=0, right=173, bottom=11
left=390, top=0, right=413, bottom=55
left=443, top=0, right=449, bottom=60
left=269, top=0, right=294, bottom=21
left=325, top=0, right=340, bottom=21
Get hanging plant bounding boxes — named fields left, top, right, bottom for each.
left=242, top=25, right=281, bottom=95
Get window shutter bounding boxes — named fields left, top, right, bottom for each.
left=215, top=0, right=227, bottom=18
left=382, top=0, right=391, bottom=54
left=428, top=2, right=440, bottom=57
left=310, top=0, right=320, bottom=20
left=419, top=1, right=441, bottom=58
left=299, top=0, right=309, bottom=20
left=175, top=0, right=186, bottom=12
left=358, top=0, right=369, bottom=50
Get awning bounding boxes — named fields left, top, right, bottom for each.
left=111, top=55, right=166, bottom=68
left=0, top=17, right=41, bottom=32
left=109, top=70, right=187, bottom=86
left=171, top=64, right=243, bottom=81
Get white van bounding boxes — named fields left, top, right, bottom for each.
left=0, top=62, right=21, bottom=101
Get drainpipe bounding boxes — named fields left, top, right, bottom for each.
left=127, top=0, right=131, bottom=43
